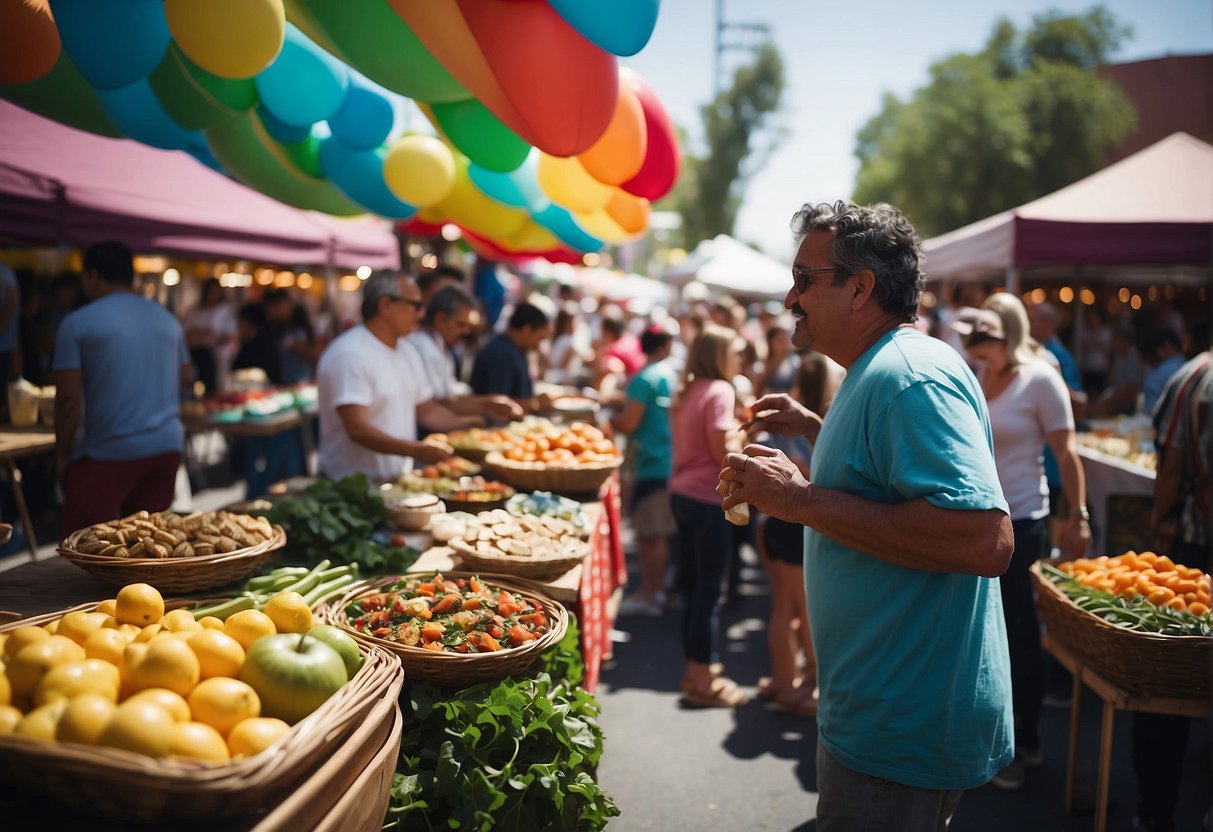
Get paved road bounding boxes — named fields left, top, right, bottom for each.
left=597, top=549, right=1211, bottom=832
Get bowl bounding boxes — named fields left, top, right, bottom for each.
left=385, top=493, right=445, bottom=530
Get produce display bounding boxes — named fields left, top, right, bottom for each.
left=429, top=427, right=516, bottom=455
left=70, top=510, right=275, bottom=559
left=1043, top=554, right=1213, bottom=636
left=189, top=560, right=361, bottom=624
left=1078, top=432, right=1157, bottom=470
left=499, top=420, right=619, bottom=467
left=346, top=573, right=552, bottom=653
left=432, top=509, right=589, bottom=561
left=506, top=491, right=586, bottom=527
left=0, top=580, right=364, bottom=764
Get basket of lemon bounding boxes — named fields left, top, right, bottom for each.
left=0, top=582, right=403, bottom=822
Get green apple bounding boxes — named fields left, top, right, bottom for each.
left=239, top=634, right=348, bottom=725
left=306, top=624, right=364, bottom=679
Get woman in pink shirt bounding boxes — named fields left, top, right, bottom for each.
left=669, top=324, right=747, bottom=707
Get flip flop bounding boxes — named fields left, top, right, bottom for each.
left=682, top=677, right=749, bottom=709
left=766, top=687, right=818, bottom=718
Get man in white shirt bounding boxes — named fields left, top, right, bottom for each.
left=408, top=285, right=524, bottom=432
left=317, top=273, right=475, bottom=482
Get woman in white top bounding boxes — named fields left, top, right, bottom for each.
left=959, top=292, right=1090, bottom=792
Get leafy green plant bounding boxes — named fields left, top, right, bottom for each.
left=259, top=474, right=419, bottom=573
left=383, top=620, right=619, bottom=831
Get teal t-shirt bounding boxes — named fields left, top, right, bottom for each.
left=624, top=359, right=676, bottom=480
left=806, top=327, right=1013, bottom=790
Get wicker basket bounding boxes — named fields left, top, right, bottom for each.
left=326, top=572, right=568, bottom=688
left=57, top=523, right=286, bottom=593
left=0, top=602, right=404, bottom=822
left=447, top=541, right=587, bottom=581
left=1031, top=561, right=1211, bottom=700
left=483, top=451, right=622, bottom=495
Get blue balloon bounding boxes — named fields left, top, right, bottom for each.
left=50, top=0, right=171, bottom=90
left=185, top=137, right=225, bottom=173
left=533, top=205, right=604, bottom=253
left=328, top=75, right=396, bottom=151
left=258, top=106, right=312, bottom=144
left=319, top=138, right=417, bottom=220
left=469, top=151, right=549, bottom=213
left=546, top=0, right=660, bottom=57
left=255, top=23, right=349, bottom=128
left=97, top=79, right=200, bottom=150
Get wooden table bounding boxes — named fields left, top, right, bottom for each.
left=183, top=407, right=318, bottom=495
left=0, top=425, right=55, bottom=561
left=1042, top=633, right=1209, bottom=832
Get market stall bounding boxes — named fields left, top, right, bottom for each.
left=1076, top=424, right=1156, bottom=554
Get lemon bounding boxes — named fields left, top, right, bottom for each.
left=133, top=622, right=163, bottom=643
left=188, top=629, right=246, bottom=680
left=223, top=609, right=276, bottom=650
left=169, top=721, right=231, bottom=763
left=99, top=699, right=174, bottom=758
left=43, top=619, right=59, bottom=635
left=83, top=628, right=131, bottom=666
left=115, top=583, right=165, bottom=626
left=13, top=699, right=68, bottom=741
left=197, top=616, right=225, bottom=631
left=56, top=611, right=111, bottom=646
left=34, top=658, right=121, bottom=706
left=102, top=620, right=141, bottom=639
left=95, top=598, right=118, bottom=617
left=0, top=704, right=22, bottom=735
left=7, top=636, right=87, bottom=703
left=126, top=637, right=201, bottom=697
left=56, top=693, right=116, bottom=745
left=188, top=677, right=260, bottom=737
left=227, top=717, right=291, bottom=758
left=120, top=642, right=149, bottom=687
left=161, top=609, right=203, bottom=634
left=3, top=625, right=50, bottom=659
left=125, top=688, right=191, bottom=722
left=262, top=592, right=313, bottom=634
left=0, top=670, right=10, bottom=707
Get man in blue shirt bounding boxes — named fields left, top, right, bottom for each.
left=53, top=241, right=191, bottom=531
left=469, top=302, right=553, bottom=414
left=719, top=201, right=1014, bottom=831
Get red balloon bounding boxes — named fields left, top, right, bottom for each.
left=620, top=69, right=680, bottom=201
left=463, top=228, right=581, bottom=264
left=398, top=216, right=446, bottom=237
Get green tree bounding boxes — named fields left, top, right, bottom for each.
left=852, top=7, right=1136, bottom=237
left=672, top=41, right=785, bottom=248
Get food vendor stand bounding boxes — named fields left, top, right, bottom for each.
left=0, top=425, right=55, bottom=562
left=1076, top=428, right=1156, bottom=554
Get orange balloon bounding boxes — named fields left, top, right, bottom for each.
left=578, top=78, right=647, bottom=186
left=605, top=190, right=651, bottom=235
left=0, top=0, right=60, bottom=85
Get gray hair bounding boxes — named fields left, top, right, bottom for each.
left=790, top=200, right=925, bottom=321
left=425, top=284, right=475, bottom=325
left=361, top=272, right=408, bottom=321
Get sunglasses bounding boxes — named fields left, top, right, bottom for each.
left=791, top=265, right=844, bottom=293
left=393, top=297, right=424, bottom=310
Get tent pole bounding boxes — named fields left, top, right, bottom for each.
left=1004, top=266, right=1020, bottom=295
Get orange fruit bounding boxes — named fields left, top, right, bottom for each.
left=0, top=670, right=9, bottom=708
left=56, top=693, right=116, bottom=746
left=34, top=658, right=120, bottom=706
left=161, top=609, right=203, bottom=634
left=3, top=625, right=50, bottom=659
left=226, top=717, right=291, bottom=758
left=126, top=637, right=201, bottom=697
left=83, top=628, right=132, bottom=666
left=56, top=611, right=111, bottom=646
left=188, top=677, right=260, bottom=737
left=13, top=699, right=68, bottom=741
left=125, top=688, right=191, bottom=722
left=133, top=623, right=164, bottom=643
left=197, top=616, right=225, bottom=631
left=7, top=636, right=87, bottom=702
left=115, top=583, right=165, bottom=626
left=94, top=599, right=118, bottom=617
left=188, top=630, right=246, bottom=680
left=99, top=699, right=175, bottom=758
left=0, top=704, right=22, bottom=735
left=169, top=721, right=231, bottom=763
left=223, top=609, right=276, bottom=651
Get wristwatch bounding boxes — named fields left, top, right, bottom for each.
left=1070, top=506, right=1090, bottom=521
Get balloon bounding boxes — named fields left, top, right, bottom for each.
left=620, top=68, right=680, bottom=200
left=206, top=110, right=363, bottom=215
left=468, top=156, right=548, bottom=214
left=537, top=153, right=614, bottom=214
left=97, top=78, right=200, bottom=150
left=0, top=47, right=120, bottom=137
left=434, top=161, right=529, bottom=242
left=255, top=23, right=349, bottom=127
left=283, top=132, right=323, bottom=178
left=165, top=0, right=285, bottom=80
left=257, top=106, right=311, bottom=144
left=383, top=135, right=456, bottom=208
left=573, top=207, right=639, bottom=245
left=320, top=138, right=418, bottom=220
left=605, top=189, right=651, bottom=234
left=51, top=0, right=170, bottom=90
left=286, top=0, right=468, bottom=103
left=533, top=205, right=605, bottom=253
left=546, top=0, right=660, bottom=57
left=328, top=76, right=396, bottom=151
left=398, top=216, right=446, bottom=237
left=0, top=0, right=60, bottom=85
left=149, top=44, right=257, bottom=131
left=425, top=99, right=530, bottom=173
left=578, top=77, right=647, bottom=185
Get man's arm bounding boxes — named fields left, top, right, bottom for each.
left=337, top=404, right=452, bottom=464
left=1045, top=427, right=1091, bottom=557
left=440, top=394, right=524, bottom=422
left=610, top=399, right=645, bottom=435
left=1151, top=446, right=1182, bottom=533
left=53, top=368, right=82, bottom=469
left=416, top=399, right=483, bottom=432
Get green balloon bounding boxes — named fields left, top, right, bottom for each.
left=0, top=49, right=120, bottom=138
left=206, top=111, right=362, bottom=215
left=283, top=132, right=323, bottom=179
left=149, top=45, right=257, bottom=131
left=430, top=99, right=531, bottom=173
left=288, top=0, right=468, bottom=103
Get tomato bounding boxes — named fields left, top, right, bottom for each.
left=518, top=612, right=548, bottom=629
left=461, top=597, right=482, bottom=611
left=415, top=583, right=436, bottom=597
left=508, top=624, right=537, bottom=645
left=422, top=641, right=444, bottom=651
left=467, top=632, right=502, bottom=652
left=431, top=594, right=462, bottom=615
left=488, top=623, right=503, bottom=640
left=497, top=591, right=523, bottom=617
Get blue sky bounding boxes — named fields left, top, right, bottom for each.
left=622, top=0, right=1213, bottom=259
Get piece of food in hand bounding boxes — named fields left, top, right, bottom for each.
left=723, top=480, right=749, bottom=526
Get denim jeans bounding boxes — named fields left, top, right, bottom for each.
left=670, top=493, right=732, bottom=665
left=816, top=744, right=965, bottom=832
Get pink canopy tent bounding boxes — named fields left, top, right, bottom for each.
left=0, top=99, right=398, bottom=269
left=921, top=132, right=1213, bottom=283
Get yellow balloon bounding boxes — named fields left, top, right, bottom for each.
left=537, top=154, right=613, bottom=214
left=165, top=0, right=285, bottom=80
left=573, top=208, right=641, bottom=245
left=384, top=135, right=457, bottom=208
left=434, top=162, right=528, bottom=241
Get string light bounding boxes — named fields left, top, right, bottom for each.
left=162, top=268, right=180, bottom=286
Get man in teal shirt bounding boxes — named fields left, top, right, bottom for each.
left=720, top=201, right=1013, bottom=831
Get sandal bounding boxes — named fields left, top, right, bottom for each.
left=756, top=676, right=781, bottom=701
left=682, top=676, right=749, bottom=709
left=766, top=685, right=818, bottom=718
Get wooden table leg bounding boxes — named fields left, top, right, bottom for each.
left=1095, top=699, right=1115, bottom=832
left=1065, top=667, right=1083, bottom=813
left=7, top=459, right=37, bottom=562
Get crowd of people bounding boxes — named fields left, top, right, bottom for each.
left=8, top=198, right=1210, bottom=831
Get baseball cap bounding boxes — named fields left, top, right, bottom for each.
left=950, top=307, right=1005, bottom=341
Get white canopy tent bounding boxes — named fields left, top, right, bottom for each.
left=665, top=234, right=790, bottom=298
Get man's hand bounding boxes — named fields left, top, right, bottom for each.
left=413, top=439, right=454, bottom=464
left=487, top=396, right=524, bottom=421
left=717, top=443, right=810, bottom=523
left=743, top=393, right=818, bottom=437
left=533, top=392, right=556, bottom=413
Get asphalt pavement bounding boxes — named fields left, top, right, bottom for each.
left=596, top=543, right=1211, bottom=832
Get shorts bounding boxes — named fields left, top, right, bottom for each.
left=63, top=451, right=181, bottom=532
left=631, top=479, right=676, bottom=539
left=764, top=516, right=805, bottom=566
